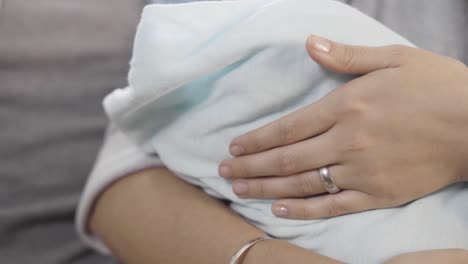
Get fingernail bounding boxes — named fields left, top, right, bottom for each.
left=230, top=145, right=245, bottom=156
left=233, top=181, right=248, bottom=195
left=307, top=35, right=331, bottom=54
left=273, top=205, right=289, bottom=217
left=219, top=165, right=233, bottom=178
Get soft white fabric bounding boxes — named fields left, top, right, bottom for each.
left=95, top=0, right=467, bottom=262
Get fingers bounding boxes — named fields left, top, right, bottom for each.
left=220, top=130, right=338, bottom=179
left=229, top=91, right=339, bottom=156
left=271, top=190, right=377, bottom=220
left=306, top=35, right=412, bottom=75
left=228, top=37, right=414, bottom=158
left=232, top=166, right=348, bottom=199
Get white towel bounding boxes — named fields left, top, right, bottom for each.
left=104, top=0, right=468, bottom=262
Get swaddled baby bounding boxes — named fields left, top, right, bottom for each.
left=104, top=0, right=468, bottom=262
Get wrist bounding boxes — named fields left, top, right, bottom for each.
left=242, top=239, right=342, bottom=264
left=240, top=239, right=277, bottom=264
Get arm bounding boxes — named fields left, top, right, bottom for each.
left=385, top=249, right=468, bottom=264
left=89, top=168, right=340, bottom=264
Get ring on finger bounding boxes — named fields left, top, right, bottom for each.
left=319, top=166, right=341, bottom=194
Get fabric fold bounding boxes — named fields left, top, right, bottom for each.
left=104, top=0, right=412, bottom=148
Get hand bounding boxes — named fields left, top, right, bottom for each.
left=219, top=35, right=468, bottom=220
left=384, top=249, right=468, bottom=264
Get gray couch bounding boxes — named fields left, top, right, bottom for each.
left=0, top=1, right=144, bottom=263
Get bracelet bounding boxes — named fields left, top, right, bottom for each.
left=229, top=236, right=273, bottom=264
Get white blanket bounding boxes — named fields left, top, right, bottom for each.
left=104, top=0, right=468, bottom=262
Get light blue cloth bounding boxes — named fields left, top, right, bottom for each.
left=99, top=0, right=468, bottom=263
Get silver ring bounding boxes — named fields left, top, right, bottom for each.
left=319, top=167, right=340, bottom=194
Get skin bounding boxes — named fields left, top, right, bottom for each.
left=219, top=35, right=468, bottom=221
left=384, top=249, right=468, bottom=264
left=90, top=168, right=340, bottom=264
left=90, top=168, right=467, bottom=263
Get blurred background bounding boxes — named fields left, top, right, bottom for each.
left=0, top=0, right=466, bottom=264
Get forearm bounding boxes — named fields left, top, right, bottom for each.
left=90, top=168, right=339, bottom=264
left=385, top=249, right=468, bottom=264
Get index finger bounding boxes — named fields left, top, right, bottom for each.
left=229, top=90, right=339, bottom=156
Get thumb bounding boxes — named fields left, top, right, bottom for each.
left=306, top=35, right=411, bottom=74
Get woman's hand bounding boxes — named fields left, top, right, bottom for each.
left=219, top=35, right=468, bottom=220
left=384, top=249, right=468, bottom=264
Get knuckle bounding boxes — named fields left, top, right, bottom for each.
left=347, top=100, right=368, bottom=116
left=339, top=88, right=369, bottom=117
left=253, top=181, right=266, bottom=198
left=386, top=44, right=410, bottom=63
left=345, top=132, right=372, bottom=153
left=339, top=46, right=360, bottom=71
left=248, top=132, right=264, bottom=152
left=326, top=196, right=348, bottom=217
left=301, top=205, right=314, bottom=220
left=235, top=157, right=257, bottom=178
left=276, top=117, right=297, bottom=145
left=298, top=173, right=316, bottom=196
left=277, top=149, right=296, bottom=175
left=232, top=161, right=247, bottom=178
left=376, top=184, right=400, bottom=203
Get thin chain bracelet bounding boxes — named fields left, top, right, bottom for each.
left=229, top=236, right=274, bottom=264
